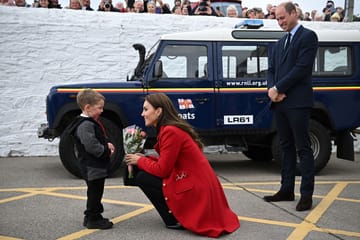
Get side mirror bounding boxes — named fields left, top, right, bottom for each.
left=154, top=60, right=163, bottom=78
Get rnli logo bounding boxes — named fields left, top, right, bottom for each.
left=178, top=99, right=194, bottom=110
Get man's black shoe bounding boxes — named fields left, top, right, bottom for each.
left=166, top=223, right=185, bottom=230
left=86, top=218, right=113, bottom=229
left=263, top=191, right=295, bottom=202
left=296, top=196, right=312, bottom=211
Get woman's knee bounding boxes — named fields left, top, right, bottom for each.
left=135, top=171, right=161, bottom=187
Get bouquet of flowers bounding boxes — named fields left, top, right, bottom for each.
left=123, top=125, right=146, bottom=179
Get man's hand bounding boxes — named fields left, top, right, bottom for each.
left=268, top=87, right=286, bottom=102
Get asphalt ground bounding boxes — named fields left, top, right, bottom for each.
left=0, top=153, right=359, bottom=240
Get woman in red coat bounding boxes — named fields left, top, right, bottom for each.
left=125, top=93, right=240, bottom=238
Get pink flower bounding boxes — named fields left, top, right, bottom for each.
left=123, top=125, right=147, bottom=178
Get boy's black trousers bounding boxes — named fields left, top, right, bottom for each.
left=84, top=178, right=105, bottom=220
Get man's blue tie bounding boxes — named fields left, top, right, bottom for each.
left=284, top=33, right=291, bottom=51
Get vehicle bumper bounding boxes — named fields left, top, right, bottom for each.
left=37, top=123, right=56, bottom=140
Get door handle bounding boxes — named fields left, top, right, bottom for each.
left=255, top=97, right=268, bottom=103
left=195, top=98, right=209, bottom=104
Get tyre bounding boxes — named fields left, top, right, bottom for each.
left=271, top=120, right=332, bottom=174
left=59, top=117, right=124, bottom=178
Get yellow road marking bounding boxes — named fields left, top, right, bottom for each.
left=0, top=188, right=152, bottom=208
left=239, top=215, right=360, bottom=238
left=287, top=182, right=348, bottom=240
left=0, top=182, right=359, bottom=239
left=222, top=180, right=360, bottom=185
left=239, top=216, right=299, bottom=228
left=0, top=236, right=23, bottom=240
left=57, top=206, right=154, bottom=240
left=0, top=192, right=38, bottom=204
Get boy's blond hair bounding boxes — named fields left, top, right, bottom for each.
left=76, top=88, right=105, bottom=111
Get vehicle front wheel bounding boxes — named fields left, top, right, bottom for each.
left=271, top=120, right=332, bottom=174
left=59, top=117, right=124, bottom=178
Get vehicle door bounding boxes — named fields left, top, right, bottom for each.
left=145, top=41, right=216, bottom=130
left=215, top=42, right=273, bottom=131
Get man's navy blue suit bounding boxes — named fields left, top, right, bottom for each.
left=267, top=25, right=319, bottom=197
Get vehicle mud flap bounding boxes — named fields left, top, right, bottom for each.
left=335, top=131, right=354, bottom=161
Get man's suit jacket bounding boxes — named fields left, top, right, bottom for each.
left=267, top=25, right=318, bottom=108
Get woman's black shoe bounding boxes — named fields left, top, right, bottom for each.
left=166, top=223, right=185, bottom=230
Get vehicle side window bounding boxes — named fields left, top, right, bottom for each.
left=157, top=45, right=208, bottom=79
left=313, top=46, right=352, bottom=76
left=221, top=45, right=268, bottom=79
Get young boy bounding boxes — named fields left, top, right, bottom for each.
left=74, top=88, right=115, bottom=229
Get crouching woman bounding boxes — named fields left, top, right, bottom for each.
left=125, top=93, right=240, bottom=238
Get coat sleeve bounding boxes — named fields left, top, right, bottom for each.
left=137, top=126, right=183, bottom=178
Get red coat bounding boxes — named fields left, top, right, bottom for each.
left=137, top=125, right=240, bottom=238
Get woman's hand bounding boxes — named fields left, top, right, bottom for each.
left=125, top=153, right=142, bottom=165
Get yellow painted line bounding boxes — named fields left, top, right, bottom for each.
left=23, top=189, right=152, bottom=208
left=222, top=181, right=284, bottom=186
left=239, top=214, right=360, bottom=238
left=222, top=180, right=360, bottom=186
left=0, top=185, right=136, bottom=193
left=239, top=215, right=360, bottom=238
left=319, top=227, right=360, bottom=238
left=0, top=236, right=23, bottom=240
left=1, top=182, right=359, bottom=239
left=0, top=192, right=38, bottom=204
left=239, top=216, right=299, bottom=228
left=287, top=182, right=348, bottom=240
left=0, top=187, right=151, bottom=208
left=57, top=205, right=154, bottom=240
left=336, top=197, right=360, bottom=203
left=111, top=205, right=154, bottom=223
left=223, top=186, right=341, bottom=202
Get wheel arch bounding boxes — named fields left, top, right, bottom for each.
left=311, top=101, right=335, bottom=134
left=53, top=102, right=129, bottom=137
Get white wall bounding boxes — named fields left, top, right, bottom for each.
left=0, top=6, right=359, bottom=156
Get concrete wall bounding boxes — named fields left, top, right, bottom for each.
left=0, top=6, right=359, bottom=156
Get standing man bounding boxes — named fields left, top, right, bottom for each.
left=264, top=2, right=318, bottom=211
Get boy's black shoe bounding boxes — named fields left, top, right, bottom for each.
left=86, top=218, right=113, bottom=229
left=263, top=191, right=295, bottom=202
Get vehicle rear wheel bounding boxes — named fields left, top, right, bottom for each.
left=271, top=120, right=332, bottom=174
left=59, top=117, right=124, bottom=178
